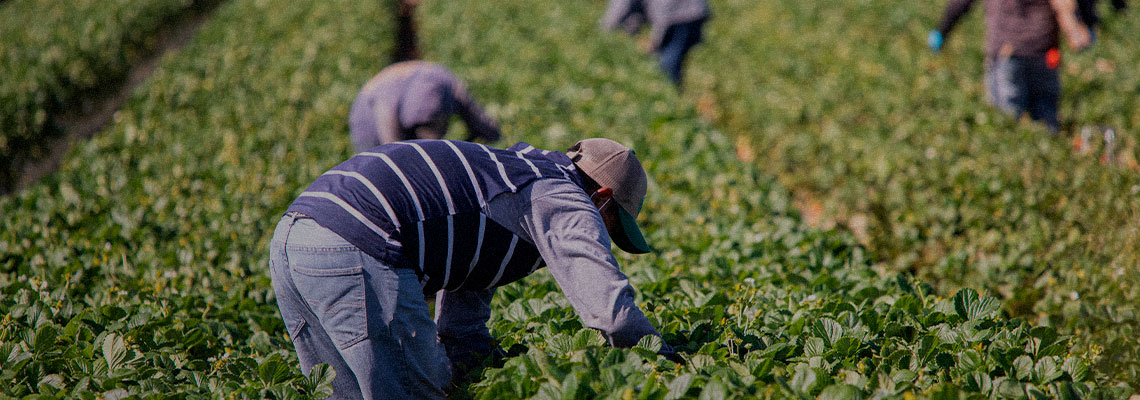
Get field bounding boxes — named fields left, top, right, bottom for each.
left=1, top=0, right=1137, bottom=398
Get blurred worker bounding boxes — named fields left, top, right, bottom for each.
left=349, top=61, right=500, bottom=152
left=603, top=0, right=710, bottom=87
left=269, top=138, right=678, bottom=399
left=928, top=0, right=1092, bottom=133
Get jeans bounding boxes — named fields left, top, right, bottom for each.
left=658, top=19, right=705, bottom=87
left=984, top=54, right=1060, bottom=133
left=269, top=213, right=450, bottom=400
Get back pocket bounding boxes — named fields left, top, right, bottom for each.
left=290, top=251, right=368, bottom=349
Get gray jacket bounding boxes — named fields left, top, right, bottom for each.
left=602, top=0, right=710, bottom=50
left=349, top=61, right=500, bottom=152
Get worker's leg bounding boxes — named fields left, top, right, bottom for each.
left=985, top=56, right=1030, bottom=122
left=278, top=217, right=449, bottom=399
left=1026, top=55, right=1061, bottom=134
left=270, top=214, right=365, bottom=399
left=657, top=20, right=702, bottom=86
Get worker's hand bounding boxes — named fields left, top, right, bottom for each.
left=1067, top=25, right=1092, bottom=51
left=928, top=30, right=944, bottom=52
left=660, top=349, right=685, bottom=364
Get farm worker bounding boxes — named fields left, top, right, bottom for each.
left=348, top=61, right=500, bottom=152
left=268, top=138, right=676, bottom=399
left=928, top=0, right=1091, bottom=133
left=602, top=0, right=710, bottom=87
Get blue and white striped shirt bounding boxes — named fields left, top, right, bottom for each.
left=287, top=140, right=580, bottom=293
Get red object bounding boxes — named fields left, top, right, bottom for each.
left=1046, top=48, right=1061, bottom=69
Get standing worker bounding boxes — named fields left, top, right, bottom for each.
left=928, top=0, right=1091, bottom=133
left=602, top=0, right=710, bottom=87
left=349, top=61, right=501, bottom=152
left=268, top=138, right=677, bottom=399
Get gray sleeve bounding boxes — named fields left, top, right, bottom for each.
left=451, top=82, right=501, bottom=142
left=603, top=0, right=647, bottom=34
left=520, top=179, right=661, bottom=348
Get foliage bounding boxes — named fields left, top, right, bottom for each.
left=0, top=0, right=222, bottom=191
left=0, top=0, right=1133, bottom=397
left=414, top=0, right=1126, bottom=397
left=0, top=0, right=388, bottom=396
left=685, top=0, right=1140, bottom=387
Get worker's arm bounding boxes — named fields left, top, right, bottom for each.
left=451, top=82, right=501, bottom=142
left=521, top=179, right=670, bottom=350
left=930, top=0, right=978, bottom=52
left=1051, top=0, right=1092, bottom=50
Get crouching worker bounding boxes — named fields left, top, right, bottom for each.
left=268, top=138, right=676, bottom=399
left=349, top=61, right=501, bottom=152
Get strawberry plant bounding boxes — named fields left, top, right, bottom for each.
left=0, top=0, right=389, bottom=396
left=0, top=0, right=224, bottom=192
left=684, top=0, right=1140, bottom=388
left=414, top=0, right=1124, bottom=397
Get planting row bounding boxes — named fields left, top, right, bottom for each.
left=0, top=0, right=390, bottom=397
left=0, top=0, right=223, bottom=192
left=686, top=0, right=1140, bottom=387
left=414, top=0, right=1123, bottom=397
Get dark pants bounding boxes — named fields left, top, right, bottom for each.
left=658, top=19, right=705, bottom=87
left=984, top=54, right=1061, bottom=133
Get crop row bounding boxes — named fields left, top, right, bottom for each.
left=0, top=0, right=391, bottom=397
left=0, top=0, right=223, bottom=192
left=413, top=0, right=1124, bottom=397
left=684, top=0, right=1140, bottom=387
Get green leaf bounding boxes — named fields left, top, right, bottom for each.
left=665, top=374, right=694, bottom=400
left=804, top=337, right=827, bottom=357
left=1034, top=357, right=1062, bottom=385
left=1013, top=355, right=1034, bottom=381
left=698, top=377, right=727, bottom=400
left=305, top=363, right=336, bottom=398
left=102, top=333, right=127, bottom=373
left=572, top=328, right=606, bottom=349
left=1061, top=357, right=1090, bottom=382
left=812, top=318, right=843, bottom=347
left=33, top=324, right=58, bottom=353
left=819, top=384, right=863, bottom=400
left=834, top=337, right=860, bottom=357
left=953, top=289, right=999, bottom=321
left=258, top=355, right=295, bottom=386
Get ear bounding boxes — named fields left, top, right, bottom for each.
left=590, top=186, right=614, bottom=208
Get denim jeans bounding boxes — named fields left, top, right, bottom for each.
left=658, top=19, right=705, bottom=87
left=269, top=213, right=450, bottom=399
left=984, top=54, right=1060, bottom=133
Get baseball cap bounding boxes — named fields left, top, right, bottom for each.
left=566, top=138, right=652, bottom=254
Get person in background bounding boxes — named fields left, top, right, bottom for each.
left=602, top=0, right=710, bottom=87
left=269, top=138, right=678, bottom=399
left=349, top=61, right=500, bottom=152
left=927, top=0, right=1092, bottom=133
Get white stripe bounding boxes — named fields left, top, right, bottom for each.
left=400, top=142, right=456, bottom=214
left=519, top=144, right=537, bottom=153
left=455, top=214, right=486, bottom=291
left=418, top=221, right=425, bottom=270
left=479, top=144, right=517, bottom=191
left=556, top=164, right=572, bottom=180
left=486, top=236, right=518, bottom=289
left=298, top=192, right=393, bottom=243
left=528, top=257, right=542, bottom=273
left=323, top=170, right=401, bottom=229
left=516, top=151, right=543, bottom=177
left=440, top=215, right=455, bottom=289
left=443, top=141, right=486, bottom=206
left=360, top=151, right=424, bottom=219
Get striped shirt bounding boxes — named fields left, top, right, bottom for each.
left=287, top=140, right=579, bottom=293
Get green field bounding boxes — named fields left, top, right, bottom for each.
left=1, top=0, right=1137, bottom=397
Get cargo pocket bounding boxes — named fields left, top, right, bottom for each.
left=291, top=259, right=368, bottom=349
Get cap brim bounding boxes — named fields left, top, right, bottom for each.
left=612, top=207, right=652, bottom=254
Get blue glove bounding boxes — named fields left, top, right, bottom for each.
left=928, top=30, right=944, bottom=52
left=1089, top=27, right=1097, bottom=46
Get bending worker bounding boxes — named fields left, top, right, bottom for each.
left=349, top=61, right=501, bottom=152
left=268, top=138, right=676, bottom=399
